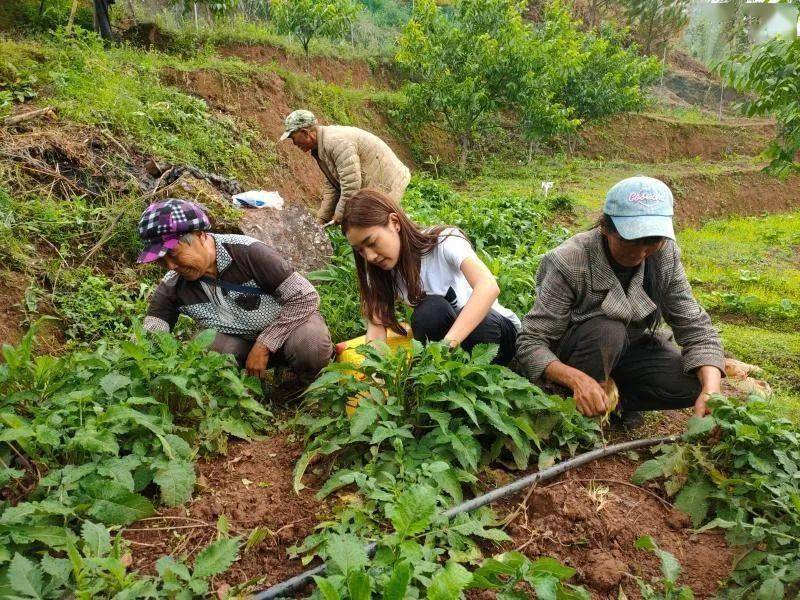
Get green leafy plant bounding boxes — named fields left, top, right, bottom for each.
left=305, top=484, right=588, bottom=599
left=632, top=396, right=800, bottom=598
left=634, top=535, right=694, bottom=600
left=272, top=0, right=362, bottom=60
left=719, top=34, right=800, bottom=175
left=294, top=341, right=599, bottom=499
left=0, top=324, right=268, bottom=593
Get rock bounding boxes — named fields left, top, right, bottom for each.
left=583, top=552, right=628, bottom=592
left=666, top=508, right=692, bottom=530
left=240, top=201, right=332, bottom=274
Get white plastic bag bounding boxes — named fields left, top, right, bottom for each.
left=232, top=190, right=285, bottom=209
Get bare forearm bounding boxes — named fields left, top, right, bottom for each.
left=697, top=365, right=722, bottom=393
left=445, top=282, right=499, bottom=345
left=544, top=360, right=585, bottom=389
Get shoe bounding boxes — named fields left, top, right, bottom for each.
left=621, top=410, right=645, bottom=430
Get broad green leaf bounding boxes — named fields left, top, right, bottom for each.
left=7, top=552, right=43, bottom=598
left=99, top=372, right=133, bottom=396
left=347, top=570, right=371, bottom=600
left=530, top=556, right=575, bottom=580
left=387, top=485, right=438, bottom=538
left=154, top=460, right=196, bottom=507
left=684, top=415, right=714, bottom=439
left=193, top=537, right=240, bottom=579
left=674, top=480, right=712, bottom=527
left=631, top=459, right=663, bottom=484
left=81, top=521, right=112, bottom=557
left=327, top=534, right=368, bottom=576
left=8, top=526, right=72, bottom=550
left=757, top=578, right=784, bottom=600
left=427, top=562, right=472, bottom=600
left=383, top=562, right=412, bottom=600
left=531, top=574, right=558, bottom=600
left=314, top=577, right=343, bottom=600
left=88, top=487, right=155, bottom=525
left=350, top=402, right=379, bottom=437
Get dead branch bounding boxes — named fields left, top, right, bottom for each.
left=4, top=107, right=57, bottom=126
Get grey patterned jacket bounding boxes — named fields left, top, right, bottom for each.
left=516, top=228, right=725, bottom=381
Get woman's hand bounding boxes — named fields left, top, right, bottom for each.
left=571, top=372, right=610, bottom=417
left=544, top=361, right=609, bottom=417
left=694, top=365, right=722, bottom=417
left=246, top=343, right=270, bottom=378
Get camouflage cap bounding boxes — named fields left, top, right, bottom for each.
left=279, top=109, right=317, bottom=141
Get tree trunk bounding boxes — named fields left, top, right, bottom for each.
left=458, top=134, right=470, bottom=171
left=66, top=0, right=79, bottom=34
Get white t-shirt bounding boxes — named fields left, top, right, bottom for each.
left=395, top=228, right=522, bottom=331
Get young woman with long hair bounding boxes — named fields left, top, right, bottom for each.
left=516, top=176, right=725, bottom=428
left=341, top=188, right=520, bottom=364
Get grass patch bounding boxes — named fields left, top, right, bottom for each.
left=718, top=323, right=800, bottom=421
left=679, top=212, right=800, bottom=327
left=1, top=32, right=270, bottom=179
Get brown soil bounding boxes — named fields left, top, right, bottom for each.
left=577, top=113, right=774, bottom=163
left=218, top=44, right=396, bottom=91
left=668, top=169, right=800, bottom=228
left=0, top=270, right=27, bottom=347
left=481, top=450, right=732, bottom=599
left=123, top=435, right=328, bottom=592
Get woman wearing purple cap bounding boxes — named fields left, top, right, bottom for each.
left=136, top=198, right=334, bottom=385
left=516, top=176, right=725, bottom=428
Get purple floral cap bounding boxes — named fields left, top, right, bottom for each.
left=137, top=198, right=211, bottom=263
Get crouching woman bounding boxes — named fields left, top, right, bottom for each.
left=341, top=189, right=520, bottom=364
left=516, top=176, right=725, bottom=426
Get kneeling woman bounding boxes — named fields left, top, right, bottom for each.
left=516, top=176, right=724, bottom=425
left=341, top=189, right=520, bottom=364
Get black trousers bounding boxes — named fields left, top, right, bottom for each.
left=556, top=317, right=701, bottom=411
left=410, top=295, right=518, bottom=365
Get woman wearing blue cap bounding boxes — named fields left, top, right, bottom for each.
left=516, top=176, right=725, bottom=428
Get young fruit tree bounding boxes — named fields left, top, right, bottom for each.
left=271, top=0, right=361, bottom=60
left=621, top=0, right=690, bottom=55
left=396, top=0, right=576, bottom=169
left=718, top=12, right=799, bottom=175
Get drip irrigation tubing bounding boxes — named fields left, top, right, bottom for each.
left=251, top=435, right=678, bottom=600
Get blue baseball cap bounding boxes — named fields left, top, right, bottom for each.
left=603, top=176, right=675, bottom=241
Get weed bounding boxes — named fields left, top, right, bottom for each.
left=632, top=396, right=800, bottom=597
left=634, top=535, right=694, bottom=600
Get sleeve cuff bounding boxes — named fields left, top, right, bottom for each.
left=143, top=316, right=171, bottom=333
left=682, top=351, right=727, bottom=377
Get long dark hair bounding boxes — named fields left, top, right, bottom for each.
left=597, top=214, right=666, bottom=334
left=341, top=189, right=450, bottom=335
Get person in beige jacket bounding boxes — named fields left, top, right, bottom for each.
left=280, top=109, right=411, bottom=224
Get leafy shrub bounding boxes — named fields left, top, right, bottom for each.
left=272, top=0, right=361, bottom=58
left=558, top=25, right=660, bottom=120
left=307, top=484, right=589, bottom=599
left=719, top=36, right=800, bottom=175
left=0, top=323, right=269, bottom=591
left=294, top=341, right=599, bottom=499
left=308, top=230, right=364, bottom=343
left=633, top=396, right=800, bottom=598
left=54, top=271, right=152, bottom=344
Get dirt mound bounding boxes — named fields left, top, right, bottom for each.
left=577, top=114, right=774, bottom=163
left=488, top=451, right=732, bottom=599
left=655, top=51, right=744, bottom=112
left=123, top=436, right=328, bottom=592
left=218, top=43, right=396, bottom=90
left=668, top=169, right=800, bottom=228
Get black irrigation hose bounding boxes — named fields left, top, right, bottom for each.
left=252, top=435, right=678, bottom=600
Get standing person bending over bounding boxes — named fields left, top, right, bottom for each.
left=280, top=109, right=411, bottom=225
left=341, top=189, right=520, bottom=364
left=138, top=199, right=334, bottom=382
left=516, top=176, right=724, bottom=427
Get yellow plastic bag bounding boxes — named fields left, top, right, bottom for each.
left=337, top=327, right=414, bottom=416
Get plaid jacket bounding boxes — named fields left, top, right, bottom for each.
left=516, top=228, right=725, bottom=381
